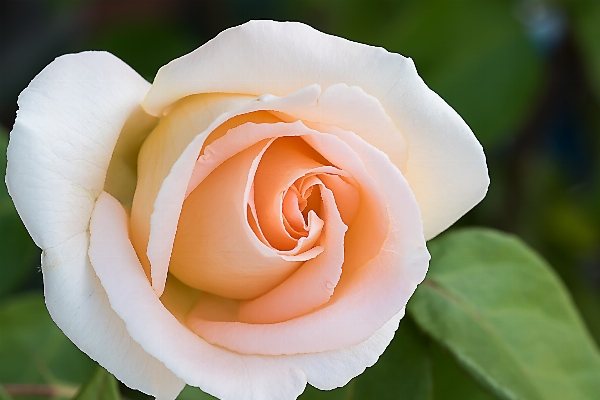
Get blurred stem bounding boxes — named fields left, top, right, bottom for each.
left=0, top=383, right=78, bottom=398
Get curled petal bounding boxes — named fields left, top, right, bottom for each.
left=144, top=20, right=488, bottom=240
left=252, top=137, right=326, bottom=250
left=229, top=185, right=346, bottom=324
left=133, top=86, right=322, bottom=297
left=89, top=191, right=407, bottom=400
left=169, top=139, right=301, bottom=300
left=130, top=93, right=259, bottom=292
left=277, top=212, right=324, bottom=260
left=181, top=123, right=428, bottom=356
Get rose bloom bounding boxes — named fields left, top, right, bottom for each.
left=6, top=21, right=488, bottom=400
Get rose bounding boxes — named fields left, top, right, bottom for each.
left=6, top=20, right=488, bottom=400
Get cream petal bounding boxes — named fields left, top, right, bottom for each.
left=89, top=191, right=409, bottom=400
left=169, top=139, right=301, bottom=300
left=5, top=51, right=184, bottom=398
left=296, top=309, right=404, bottom=391
left=7, top=51, right=149, bottom=249
left=178, top=123, right=428, bottom=356
left=134, top=86, right=322, bottom=297
left=232, top=185, right=347, bottom=324
left=271, top=83, right=407, bottom=172
left=144, top=20, right=488, bottom=240
left=103, top=106, right=159, bottom=207
left=130, top=93, right=258, bottom=292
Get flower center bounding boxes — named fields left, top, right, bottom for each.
left=167, top=122, right=360, bottom=302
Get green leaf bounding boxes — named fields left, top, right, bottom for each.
left=408, top=228, right=600, bottom=400
left=299, top=317, right=432, bottom=399
left=0, top=293, right=97, bottom=387
left=0, top=129, right=39, bottom=299
left=73, top=368, right=120, bottom=400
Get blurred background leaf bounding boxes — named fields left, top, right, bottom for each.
left=569, top=0, right=600, bottom=102
left=0, top=128, right=39, bottom=300
left=0, top=293, right=97, bottom=398
left=72, top=368, right=120, bottom=400
left=88, top=20, right=197, bottom=82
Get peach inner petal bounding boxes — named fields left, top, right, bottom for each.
left=182, top=124, right=409, bottom=355
left=318, top=174, right=359, bottom=226
left=183, top=128, right=374, bottom=327
left=161, top=120, right=406, bottom=352
left=133, top=87, right=322, bottom=297
left=130, top=93, right=256, bottom=284
left=282, top=187, right=306, bottom=237
left=185, top=110, right=283, bottom=198
left=234, top=184, right=347, bottom=324
left=277, top=211, right=324, bottom=259
left=301, top=127, right=388, bottom=273
left=168, top=120, right=365, bottom=304
left=169, top=139, right=302, bottom=300
left=252, top=137, right=328, bottom=251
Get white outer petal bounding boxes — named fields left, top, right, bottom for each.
left=6, top=51, right=184, bottom=398
left=90, top=191, right=406, bottom=400
left=43, top=237, right=185, bottom=399
left=143, top=20, right=489, bottom=239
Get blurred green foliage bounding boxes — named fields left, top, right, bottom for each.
left=72, top=368, right=120, bottom=400
left=0, top=131, right=39, bottom=299
left=569, top=0, right=600, bottom=101
left=0, top=293, right=97, bottom=399
left=1, top=0, right=599, bottom=399
left=88, top=20, right=197, bottom=82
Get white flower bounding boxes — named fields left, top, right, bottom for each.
left=6, top=21, right=488, bottom=400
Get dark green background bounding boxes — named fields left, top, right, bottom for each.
left=1, top=0, right=599, bottom=399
